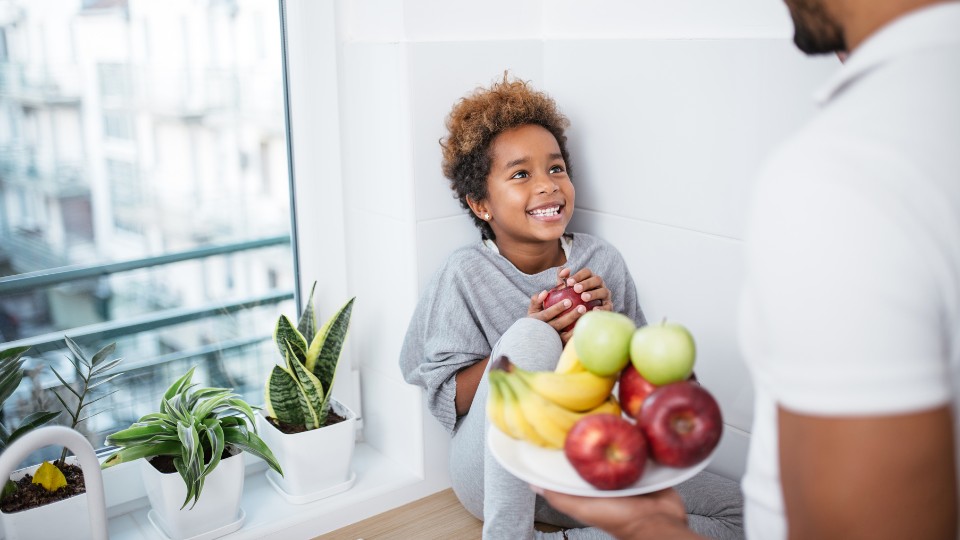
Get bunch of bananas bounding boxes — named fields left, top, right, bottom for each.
left=486, top=342, right=621, bottom=450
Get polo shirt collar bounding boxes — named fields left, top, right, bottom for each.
left=814, top=1, right=960, bottom=105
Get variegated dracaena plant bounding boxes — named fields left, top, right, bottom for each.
left=102, top=366, right=282, bottom=509
left=265, top=282, right=355, bottom=430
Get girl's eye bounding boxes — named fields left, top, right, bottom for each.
left=550, top=165, right=565, bottom=174
left=511, top=170, right=529, bottom=179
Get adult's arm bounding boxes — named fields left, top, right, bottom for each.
left=778, top=406, right=957, bottom=540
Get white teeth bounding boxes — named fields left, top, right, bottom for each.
left=529, top=206, right=560, bottom=217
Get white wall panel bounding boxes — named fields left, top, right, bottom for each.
left=404, top=0, right=541, bottom=41
left=415, top=215, right=479, bottom=291
left=338, top=0, right=405, bottom=42
left=408, top=40, right=543, bottom=222
left=359, top=369, right=430, bottom=473
left=340, top=42, right=413, bottom=222
left=544, top=0, right=794, bottom=39
left=570, top=210, right=754, bottom=433
left=547, top=38, right=833, bottom=240
left=344, top=208, right=418, bottom=382
left=708, top=426, right=750, bottom=481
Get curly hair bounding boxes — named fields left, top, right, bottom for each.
left=440, top=74, right=571, bottom=240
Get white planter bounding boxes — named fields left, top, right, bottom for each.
left=256, top=399, right=357, bottom=504
left=0, top=426, right=107, bottom=540
left=141, top=447, right=244, bottom=540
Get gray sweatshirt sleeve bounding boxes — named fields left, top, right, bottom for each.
left=399, top=258, right=493, bottom=433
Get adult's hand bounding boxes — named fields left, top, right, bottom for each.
left=532, top=486, right=702, bottom=540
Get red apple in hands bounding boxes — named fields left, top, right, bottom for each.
left=544, top=285, right=602, bottom=333
left=564, top=414, right=648, bottom=490
left=637, top=382, right=722, bottom=468
left=618, top=364, right=658, bottom=420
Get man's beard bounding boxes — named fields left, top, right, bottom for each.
left=785, top=0, right=847, bottom=54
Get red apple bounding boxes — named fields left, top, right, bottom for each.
left=637, top=382, right=722, bottom=468
left=564, top=414, right=648, bottom=490
left=618, top=364, right=658, bottom=420
left=620, top=367, right=701, bottom=420
left=544, top=285, right=602, bottom=333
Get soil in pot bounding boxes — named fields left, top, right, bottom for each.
left=266, top=410, right=346, bottom=435
left=0, top=462, right=85, bottom=513
left=149, top=447, right=235, bottom=474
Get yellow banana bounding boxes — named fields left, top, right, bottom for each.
left=503, top=372, right=626, bottom=449
left=554, top=339, right=586, bottom=374
left=500, top=371, right=574, bottom=449
left=589, top=396, right=623, bottom=417
left=512, top=366, right=616, bottom=412
left=486, top=372, right=512, bottom=438
left=492, top=371, right=552, bottom=447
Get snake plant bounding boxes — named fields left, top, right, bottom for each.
left=265, top=282, right=355, bottom=431
left=102, top=366, right=282, bottom=509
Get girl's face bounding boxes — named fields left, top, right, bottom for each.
left=475, top=124, right=575, bottom=248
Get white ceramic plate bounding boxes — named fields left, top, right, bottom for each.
left=488, top=425, right=714, bottom=497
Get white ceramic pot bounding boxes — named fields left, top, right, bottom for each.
left=0, top=426, right=108, bottom=540
left=140, top=447, right=244, bottom=540
left=256, top=399, right=357, bottom=504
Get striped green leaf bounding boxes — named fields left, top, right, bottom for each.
left=265, top=365, right=304, bottom=426
left=274, top=315, right=307, bottom=366
left=309, top=297, right=355, bottom=419
left=224, top=427, right=282, bottom=478
left=296, top=282, right=319, bottom=345
left=101, top=440, right=183, bottom=469
left=285, top=340, right=324, bottom=430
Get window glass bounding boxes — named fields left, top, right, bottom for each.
left=0, top=0, right=294, bottom=464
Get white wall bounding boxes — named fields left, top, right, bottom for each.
left=295, top=0, right=839, bottom=525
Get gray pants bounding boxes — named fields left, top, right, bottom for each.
left=450, top=318, right=744, bottom=540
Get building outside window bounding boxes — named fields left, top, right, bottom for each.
left=0, top=0, right=295, bottom=464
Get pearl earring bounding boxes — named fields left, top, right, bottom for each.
left=483, top=213, right=490, bottom=220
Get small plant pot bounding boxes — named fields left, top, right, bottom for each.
left=256, top=399, right=357, bottom=504
left=0, top=426, right=108, bottom=540
left=140, top=446, right=245, bottom=540
left=1, top=459, right=90, bottom=540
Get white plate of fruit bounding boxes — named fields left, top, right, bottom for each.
left=486, top=304, right=722, bottom=497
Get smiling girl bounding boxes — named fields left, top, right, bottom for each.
left=399, top=75, right=742, bottom=539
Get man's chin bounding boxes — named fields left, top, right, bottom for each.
left=794, top=32, right=846, bottom=55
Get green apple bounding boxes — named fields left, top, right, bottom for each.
left=572, top=311, right=636, bottom=376
left=629, top=321, right=696, bottom=385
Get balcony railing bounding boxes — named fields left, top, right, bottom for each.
left=0, top=145, right=87, bottom=196
left=0, top=63, right=82, bottom=105
left=0, top=234, right=295, bottom=460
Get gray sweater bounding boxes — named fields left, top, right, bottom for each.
left=399, top=233, right=646, bottom=433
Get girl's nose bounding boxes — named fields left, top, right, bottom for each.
left=535, top=173, right=560, bottom=194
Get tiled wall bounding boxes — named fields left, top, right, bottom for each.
left=334, top=0, right=838, bottom=489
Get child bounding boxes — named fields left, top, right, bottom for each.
left=399, top=75, right=743, bottom=539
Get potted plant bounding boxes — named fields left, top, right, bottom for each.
left=256, top=282, right=357, bottom=503
left=102, top=366, right=282, bottom=540
left=0, top=339, right=117, bottom=540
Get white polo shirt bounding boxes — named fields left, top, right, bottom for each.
left=739, top=3, right=960, bottom=538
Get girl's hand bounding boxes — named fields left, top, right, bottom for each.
left=528, top=290, right=585, bottom=344
left=559, top=267, right=612, bottom=312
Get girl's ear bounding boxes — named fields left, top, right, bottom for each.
left=466, top=196, right=488, bottom=221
